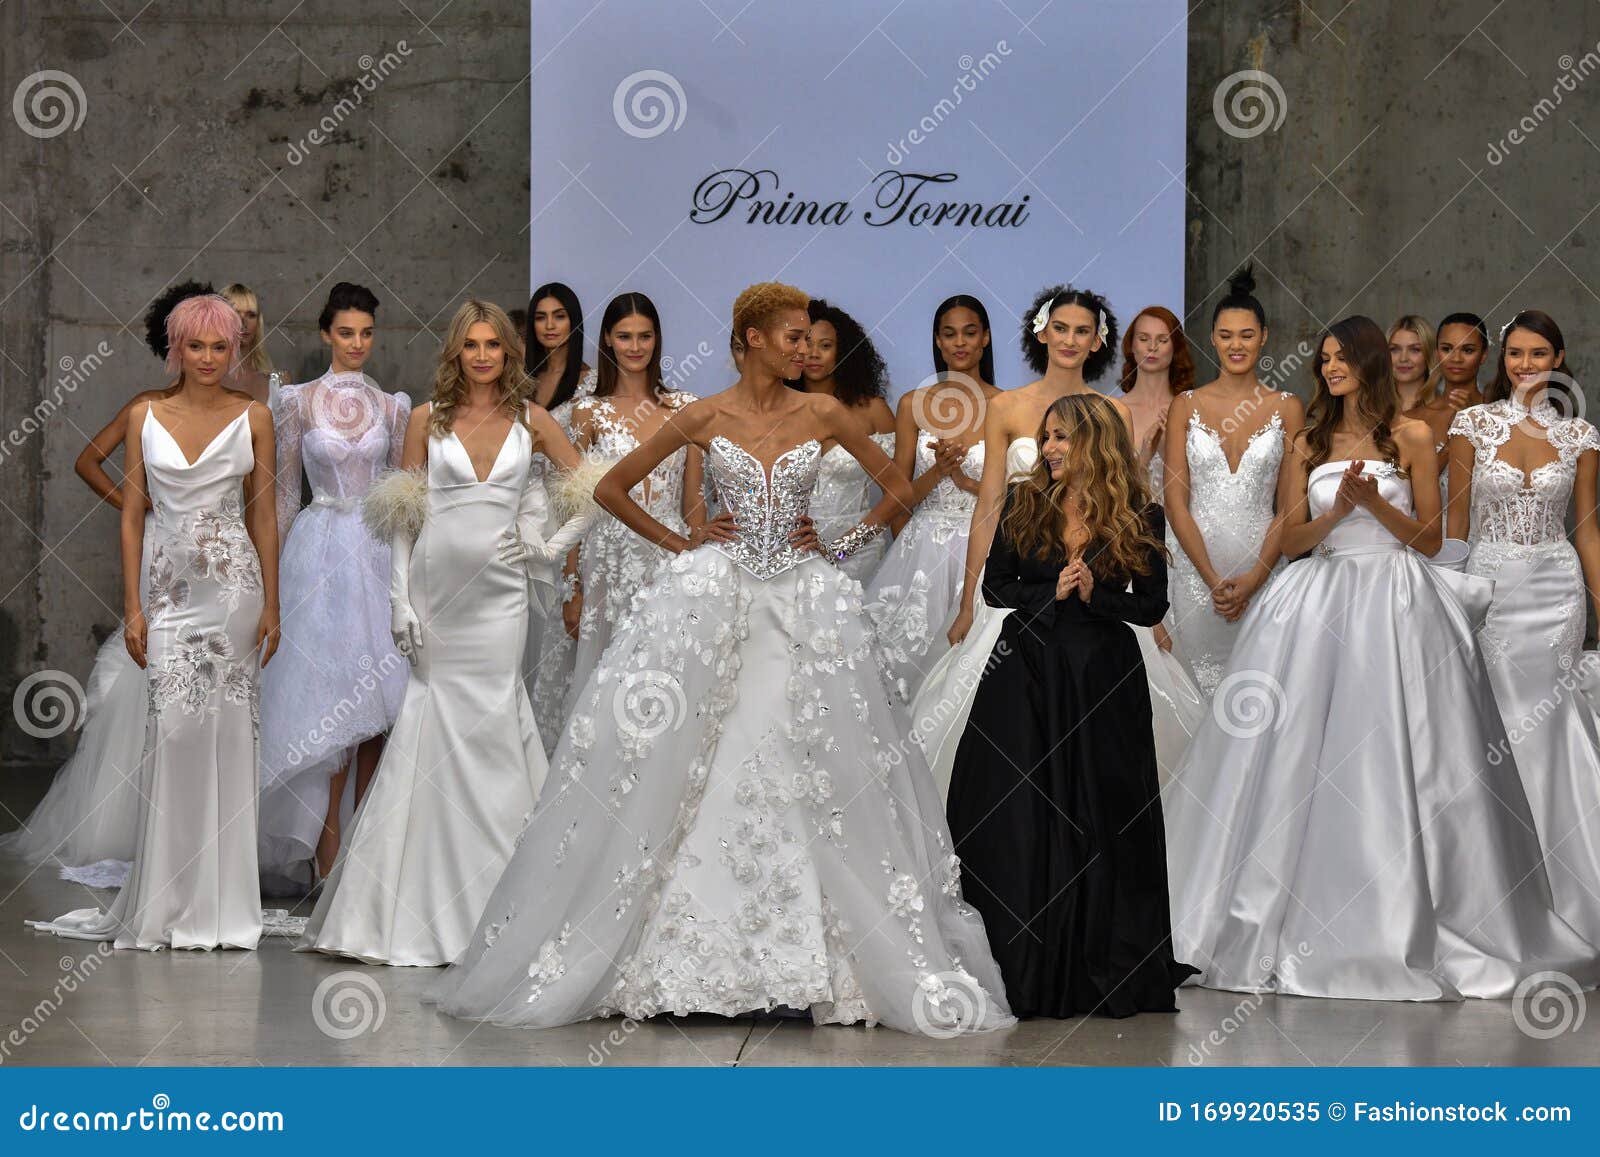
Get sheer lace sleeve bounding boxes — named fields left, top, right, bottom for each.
left=272, top=381, right=305, bottom=542
left=386, top=390, right=413, bottom=469
left=1448, top=404, right=1497, bottom=455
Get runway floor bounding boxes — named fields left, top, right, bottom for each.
left=2, top=782, right=1597, bottom=1066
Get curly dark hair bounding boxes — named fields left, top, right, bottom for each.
left=144, top=279, right=214, bottom=360
left=1020, top=285, right=1117, bottom=380
left=318, top=281, right=379, bottom=331
left=797, top=298, right=887, bottom=406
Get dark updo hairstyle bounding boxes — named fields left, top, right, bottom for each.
left=1487, top=310, right=1571, bottom=406
left=1212, top=265, right=1267, bottom=328
left=526, top=281, right=587, bottom=410
left=931, top=294, right=995, bottom=386
left=594, top=291, right=666, bottom=400
left=144, top=280, right=214, bottom=361
left=1020, top=285, right=1118, bottom=380
left=1437, top=310, right=1488, bottom=346
left=1303, top=315, right=1401, bottom=472
left=800, top=298, right=888, bottom=406
left=318, top=281, right=380, bottom=332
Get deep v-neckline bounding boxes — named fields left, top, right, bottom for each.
left=449, top=423, right=517, bottom=484
left=712, top=435, right=820, bottom=489
left=1190, top=410, right=1282, bottom=475
left=149, top=406, right=250, bottom=468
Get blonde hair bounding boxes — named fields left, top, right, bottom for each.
left=1001, top=393, right=1163, bottom=579
left=733, top=282, right=809, bottom=348
left=1388, top=313, right=1438, bottom=397
left=223, top=283, right=274, bottom=374
left=429, top=300, right=530, bottom=435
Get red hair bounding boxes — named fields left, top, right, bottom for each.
left=164, top=294, right=243, bottom=376
left=1119, top=305, right=1193, bottom=395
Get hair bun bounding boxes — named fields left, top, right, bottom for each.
left=1227, top=265, right=1256, bottom=298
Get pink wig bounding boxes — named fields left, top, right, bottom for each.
left=164, top=293, right=244, bottom=376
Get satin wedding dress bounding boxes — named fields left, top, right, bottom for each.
left=864, top=433, right=983, bottom=703
left=28, top=405, right=266, bottom=949
left=296, top=413, right=549, bottom=966
left=1165, top=459, right=1600, bottom=999
left=1454, top=398, right=1600, bottom=943
left=256, top=370, right=411, bottom=893
left=910, top=437, right=1203, bottom=795
left=1165, top=398, right=1287, bottom=697
left=428, top=435, right=1013, bottom=1035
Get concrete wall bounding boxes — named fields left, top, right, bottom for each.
left=4, top=0, right=1600, bottom=765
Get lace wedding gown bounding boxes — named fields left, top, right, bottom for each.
left=296, top=413, right=549, bottom=965
left=1165, top=460, right=1600, bottom=998
left=428, top=435, right=1013, bottom=1034
left=910, top=437, right=1203, bottom=794
left=531, top=391, right=696, bottom=751
left=256, top=371, right=411, bottom=892
left=28, top=405, right=265, bottom=949
left=864, top=434, right=982, bottom=702
left=810, top=433, right=895, bottom=584
left=1454, top=398, right=1600, bottom=943
left=1165, top=399, right=1287, bottom=696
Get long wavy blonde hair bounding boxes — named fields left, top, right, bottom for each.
left=223, top=283, right=275, bottom=374
left=1001, top=393, right=1163, bottom=578
left=429, top=300, right=530, bottom=435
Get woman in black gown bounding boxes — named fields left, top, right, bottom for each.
left=946, top=393, right=1196, bottom=1018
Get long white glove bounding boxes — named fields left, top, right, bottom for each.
left=497, top=504, right=594, bottom=567
left=389, top=526, right=422, bottom=664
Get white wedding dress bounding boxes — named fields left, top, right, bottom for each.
left=29, top=405, right=266, bottom=949
left=296, top=413, right=550, bottom=966
left=810, top=433, right=895, bottom=584
left=428, top=435, right=1013, bottom=1034
left=1165, top=398, right=1287, bottom=697
left=530, top=390, right=694, bottom=753
left=864, top=433, right=983, bottom=703
left=910, top=437, right=1204, bottom=795
left=1165, top=459, right=1600, bottom=999
left=1454, top=398, right=1600, bottom=944
left=256, top=370, right=411, bottom=893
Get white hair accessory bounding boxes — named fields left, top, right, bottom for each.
left=1095, top=310, right=1109, bottom=345
left=1031, top=301, right=1052, bottom=335
left=1498, top=312, right=1527, bottom=343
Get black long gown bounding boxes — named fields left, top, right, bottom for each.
left=946, top=499, right=1196, bottom=1018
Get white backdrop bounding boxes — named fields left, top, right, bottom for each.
left=529, top=0, right=1187, bottom=400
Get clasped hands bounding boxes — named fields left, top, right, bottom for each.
left=1055, top=555, right=1096, bottom=602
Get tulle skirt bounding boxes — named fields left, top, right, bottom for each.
left=429, top=546, right=1013, bottom=1035
left=257, top=505, right=407, bottom=892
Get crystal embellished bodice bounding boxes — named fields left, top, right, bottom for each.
left=915, top=433, right=984, bottom=517
left=706, top=436, right=822, bottom=580
left=1451, top=399, right=1599, bottom=549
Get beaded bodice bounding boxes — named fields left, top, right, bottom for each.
left=706, top=436, right=822, bottom=580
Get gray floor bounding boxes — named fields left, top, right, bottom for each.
left=3, top=857, right=1597, bottom=1067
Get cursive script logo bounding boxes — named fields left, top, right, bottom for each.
left=690, top=168, right=1030, bottom=229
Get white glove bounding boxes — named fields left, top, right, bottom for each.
left=389, top=526, right=422, bottom=665
left=498, top=478, right=594, bottom=568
